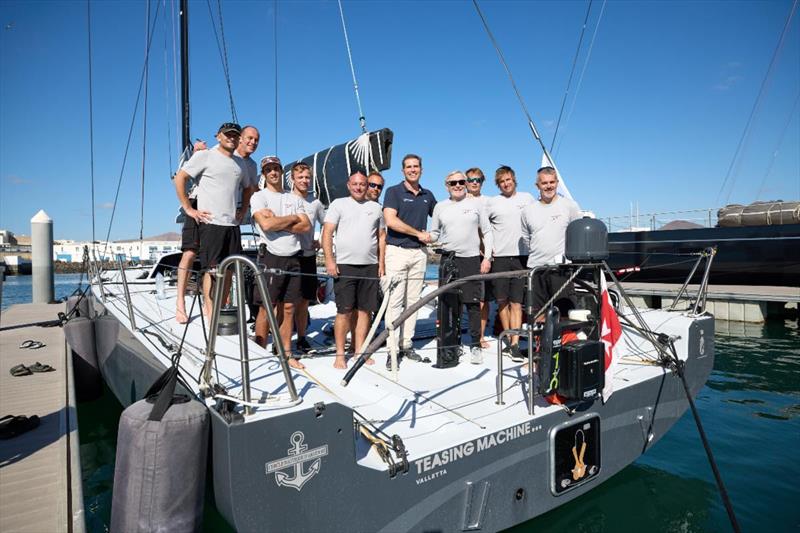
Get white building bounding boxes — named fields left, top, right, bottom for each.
left=53, top=239, right=180, bottom=263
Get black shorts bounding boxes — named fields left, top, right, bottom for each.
left=440, top=255, right=482, bottom=304
left=255, top=251, right=302, bottom=305
left=334, top=264, right=379, bottom=314
left=530, top=268, right=577, bottom=317
left=490, top=255, right=527, bottom=304
left=299, top=255, right=318, bottom=301
left=198, top=224, right=242, bottom=270
left=181, top=199, right=200, bottom=252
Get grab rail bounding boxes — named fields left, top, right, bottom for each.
left=201, top=255, right=299, bottom=414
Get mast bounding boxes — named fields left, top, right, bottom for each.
left=180, top=0, right=190, bottom=151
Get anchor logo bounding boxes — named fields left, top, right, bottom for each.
left=265, top=431, right=328, bottom=491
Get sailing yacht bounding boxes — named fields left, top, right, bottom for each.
left=73, top=1, right=719, bottom=531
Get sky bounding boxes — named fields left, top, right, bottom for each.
left=1, top=0, right=798, bottom=241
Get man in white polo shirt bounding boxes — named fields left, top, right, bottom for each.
left=250, top=156, right=310, bottom=370
left=322, top=172, right=386, bottom=369
left=522, top=166, right=582, bottom=320
left=174, top=122, right=249, bottom=320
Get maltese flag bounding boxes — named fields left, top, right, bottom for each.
left=600, top=271, right=622, bottom=402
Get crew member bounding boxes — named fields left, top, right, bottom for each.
left=366, top=171, right=385, bottom=202
left=322, top=172, right=386, bottom=369
left=250, top=156, right=311, bottom=370
left=291, top=162, right=326, bottom=355
left=173, top=122, right=250, bottom=321
left=465, top=167, right=491, bottom=348
left=522, top=166, right=582, bottom=319
left=175, top=127, right=259, bottom=323
left=486, top=165, right=534, bottom=362
left=382, top=154, right=436, bottom=364
left=429, top=171, right=493, bottom=366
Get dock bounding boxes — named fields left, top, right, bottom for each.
left=0, top=303, right=85, bottom=533
left=622, top=283, right=800, bottom=323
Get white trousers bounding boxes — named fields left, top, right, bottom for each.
left=382, top=245, right=427, bottom=350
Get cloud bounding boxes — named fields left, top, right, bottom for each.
left=7, top=175, right=30, bottom=185
left=713, top=62, right=743, bottom=91
left=98, top=202, right=115, bottom=210
left=713, top=75, right=742, bottom=91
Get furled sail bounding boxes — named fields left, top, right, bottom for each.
left=284, top=128, right=394, bottom=207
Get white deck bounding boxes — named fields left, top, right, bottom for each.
left=96, top=268, right=699, bottom=470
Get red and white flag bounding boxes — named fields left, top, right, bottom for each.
left=600, top=271, right=622, bottom=402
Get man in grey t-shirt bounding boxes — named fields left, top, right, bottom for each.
left=174, top=126, right=259, bottom=324
left=322, top=172, right=386, bottom=369
left=429, top=171, right=493, bottom=366
left=521, top=166, right=582, bottom=320
left=174, top=122, right=248, bottom=320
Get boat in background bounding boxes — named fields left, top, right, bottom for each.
left=605, top=201, right=800, bottom=286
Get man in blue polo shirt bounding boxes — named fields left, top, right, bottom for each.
left=382, top=154, right=437, bottom=366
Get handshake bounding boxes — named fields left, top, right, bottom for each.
left=417, top=230, right=434, bottom=244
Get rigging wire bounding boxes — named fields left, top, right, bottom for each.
left=337, top=0, right=367, bottom=133
left=471, top=0, right=557, bottom=172
left=140, top=0, right=152, bottom=247
left=101, top=0, right=162, bottom=259
left=205, top=0, right=238, bottom=122
left=274, top=0, right=279, bottom=153
left=716, top=0, right=798, bottom=206
left=550, top=0, right=593, bottom=153
left=86, top=0, right=96, bottom=245
left=553, top=0, right=607, bottom=157
left=755, top=91, right=800, bottom=200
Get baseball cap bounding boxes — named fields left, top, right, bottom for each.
left=217, top=122, right=242, bottom=134
left=260, top=155, right=282, bottom=168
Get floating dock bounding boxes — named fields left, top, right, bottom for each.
left=0, top=303, right=85, bottom=533
left=622, top=283, right=800, bottom=323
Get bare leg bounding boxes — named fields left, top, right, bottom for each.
left=255, top=306, right=270, bottom=348
left=348, top=310, right=358, bottom=354
left=354, top=309, right=374, bottom=365
left=202, top=271, right=214, bottom=320
left=497, top=300, right=511, bottom=336
left=176, top=250, right=196, bottom=324
left=333, top=312, right=351, bottom=369
left=479, top=299, right=489, bottom=348
left=295, top=299, right=309, bottom=338
left=510, top=302, right=522, bottom=345
left=280, top=303, right=304, bottom=369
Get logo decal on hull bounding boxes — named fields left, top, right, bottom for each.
left=265, top=432, right=328, bottom=491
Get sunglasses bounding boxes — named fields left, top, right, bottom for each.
left=368, top=182, right=383, bottom=189
left=447, top=179, right=466, bottom=186
left=466, top=177, right=483, bottom=184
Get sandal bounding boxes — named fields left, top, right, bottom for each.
left=0, top=415, right=41, bottom=439
left=29, top=362, right=55, bottom=373
left=19, top=340, right=46, bottom=349
left=10, top=364, right=32, bottom=377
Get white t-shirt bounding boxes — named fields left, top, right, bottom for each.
left=324, top=197, right=385, bottom=265
left=182, top=148, right=246, bottom=226
left=486, top=191, right=535, bottom=257
left=297, top=195, right=326, bottom=257
left=250, top=189, right=306, bottom=256
left=430, top=197, right=493, bottom=258
left=521, top=196, right=582, bottom=267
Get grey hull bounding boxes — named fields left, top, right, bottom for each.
left=90, top=290, right=714, bottom=532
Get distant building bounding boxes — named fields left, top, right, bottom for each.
left=54, top=237, right=181, bottom=263
left=0, top=229, right=18, bottom=245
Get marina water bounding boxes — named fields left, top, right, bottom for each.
left=3, top=274, right=797, bottom=531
